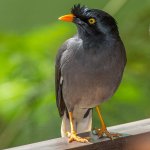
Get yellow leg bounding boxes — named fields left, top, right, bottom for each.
left=66, top=112, right=88, bottom=143
left=95, top=106, right=119, bottom=139
left=96, top=106, right=106, bottom=129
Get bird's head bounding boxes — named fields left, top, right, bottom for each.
left=58, top=4, right=119, bottom=40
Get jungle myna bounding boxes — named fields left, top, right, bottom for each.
left=55, top=4, right=127, bottom=143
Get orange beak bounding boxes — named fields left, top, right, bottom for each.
left=58, top=14, right=75, bottom=22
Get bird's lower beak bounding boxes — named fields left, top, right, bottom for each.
left=58, top=14, right=75, bottom=22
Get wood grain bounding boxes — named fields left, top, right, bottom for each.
left=6, top=119, right=150, bottom=150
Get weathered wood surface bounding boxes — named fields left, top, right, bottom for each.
left=6, top=119, right=150, bottom=150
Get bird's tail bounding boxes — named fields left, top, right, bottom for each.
left=61, top=110, right=92, bottom=137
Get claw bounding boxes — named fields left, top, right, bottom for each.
left=93, top=128, right=120, bottom=140
left=66, top=131, right=89, bottom=143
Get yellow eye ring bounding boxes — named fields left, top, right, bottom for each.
left=88, top=18, right=96, bottom=24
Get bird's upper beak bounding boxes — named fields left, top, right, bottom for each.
left=58, top=14, right=75, bottom=22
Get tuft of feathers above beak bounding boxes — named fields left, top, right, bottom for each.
left=71, top=4, right=89, bottom=18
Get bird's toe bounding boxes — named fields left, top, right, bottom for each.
left=93, top=128, right=120, bottom=140
left=66, top=132, right=89, bottom=143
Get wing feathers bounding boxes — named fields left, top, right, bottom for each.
left=55, top=42, right=68, bottom=117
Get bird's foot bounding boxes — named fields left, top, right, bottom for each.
left=66, top=131, right=89, bottom=143
left=93, top=127, right=120, bottom=140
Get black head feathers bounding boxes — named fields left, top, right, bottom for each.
left=70, top=4, right=118, bottom=36
left=71, top=4, right=89, bottom=18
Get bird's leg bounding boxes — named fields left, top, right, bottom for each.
left=66, top=112, right=88, bottom=143
left=94, top=106, right=119, bottom=139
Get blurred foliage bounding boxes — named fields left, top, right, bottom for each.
left=0, top=0, right=150, bottom=149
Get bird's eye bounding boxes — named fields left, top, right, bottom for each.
left=88, top=18, right=96, bottom=24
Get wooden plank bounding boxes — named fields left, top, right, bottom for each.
left=108, top=118, right=150, bottom=132
left=6, top=119, right=150, bottom=150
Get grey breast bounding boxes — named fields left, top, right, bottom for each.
left=61, top=36, right=126, bottom=111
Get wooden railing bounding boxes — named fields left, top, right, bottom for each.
left=6, top=119, right=150, bottom=150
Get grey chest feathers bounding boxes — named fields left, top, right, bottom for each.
left=60, top=38, right=125, bottom=111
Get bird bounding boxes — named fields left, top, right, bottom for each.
left=55, top=4, right=127, bottom=143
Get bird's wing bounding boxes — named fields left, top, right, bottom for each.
left=55, top=41, right=68, bottom=117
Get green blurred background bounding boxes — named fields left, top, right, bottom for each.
left=0, top=0, right=150, bottom=149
